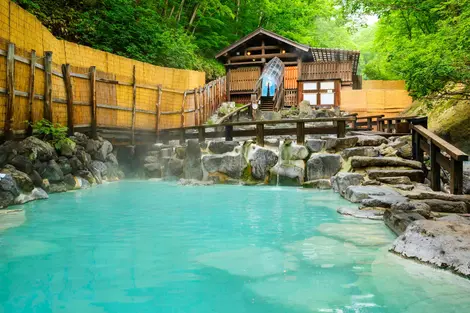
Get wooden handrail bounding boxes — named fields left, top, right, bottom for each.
left=216, top=103, right=252, bottom=124
left=412, top=125, right=468, bottom=161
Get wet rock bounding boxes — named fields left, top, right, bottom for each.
left=344, top=185, right=405, bottom=204
left=376, top=176, right=412, bottom=185
left=48, top=182, right=68, bottom=193
left=183, top=139, right=203, bottom=180
left=350, top=156, right=422, bottom=169
left=17, top=136, right=57, bottom=161
left=317, top=222, right=393, bottom=246
left=384, top=209, right=425, bottom=235
left=355, top=135, right=388, bottom=146
left=1, top=166, right=34, bottom=193
left=208, top=141, right=239, bottom=154
left=249, top=147, right=278, bottom=180
left=391, top=220, right=470, bottom=277
left=15, top=188, right=48, bottom=205
left=366, top=169, right=425, bottom=182
left=331, top=172, right=364, bottom=196
left=306, top=154, right=342, bottom=181
left=202, top=152, right=247, bottom=179
left=0, top=174, right=20, bottom=208
left=302, top=179, right=332, bottom=189
left=63, top=174, right=79, bottom=190
left=166, top=157, right=184, bottom=177
left=178, top=179, right=214, bottom=186
left=68, top=156, right=84, bottom=174
left=269, top=161, right=305, bottom=186
left=323, top=136, right=358, bottom=151
left=341, top=146, right=378, bottom=160
left=337, top=206, right=384, bottom=220
left=90, top=160, right=108, bottom=181
left=8, top=155, right=33, bottom=174
left=76, top=170, right=95, bottom=184
left=305, top=139, right=326, bottom=153
left=361, top=194, right=408, bottom=208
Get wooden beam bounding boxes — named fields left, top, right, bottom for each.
left=44, top=51, right=53, bottom=121
left=27, top=50, right=36, bottom=136
left=181, top=91, right=187, bottom=128
left=156, top=85, right=162, bottom=135
left=430, top=143, right=441, bottom=192
left=245, top=45, right=280, bottom=52
left=194, top=88, right=199, bottom=126
left=5, top=43, right=15, bottom=139
left=131, top=65, right=137, bottom=146
left=89, top=66, right=97, bottom=139
left=229, top=52, right=297, bottom=62
left=296, top=122, right=305, bottom=144
left=62, top=64, right=74, bottom=136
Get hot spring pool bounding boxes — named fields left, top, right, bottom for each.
left=1, top=181, right=470, bottom=313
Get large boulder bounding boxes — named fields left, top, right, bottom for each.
left=384, top=209, right=426, bottom=235
left=302, top=179, right=332, bottom=189
left=331, top=172, right=364, bottom=196
left=350, top=156, right=422, bottom=169
left=183, top=139, right=203, bottom=180
left=202, top=152, right=247, bottom=179
left=269, top=161, right=305, bottom=186
left=15, top=188, right=48, bottom=205
left=8, top=154, right=33, bottom=174
left=93, top=140, right=113, bottom=162
left=367, top=169, right=425, bottom=182
left=76, top=150, right=92, bottom=165
left=391, top=220, right=470, bottom=277
left=17, top=136, right=57, bottom=161
left=208, top=141, right=239, bottom=154
left=355, top=135, right=388, bottom=147
left=463, top=162, right=470, bottom=194
left=39, top=160, right=64, bottom=183
left=57, top=156, right=73, bottom=175
left=305, top=139, right=326, bottom=153
left=166, top=157, right=184, bottom=177
left=0, top=173, right=20, bottom=208
left=306, top=154, right=342, bottom=181
left=419, top=199, right=467, bottom=214
left=1, top=166, right=34, bottom=192
left=90, top=160, right=108, bottom=181
left=48, top=182, right=68, bottom=193
left=298, top=100, right=313, bottom=116
left=58, top=139, right=76, bottom=157
left=249, top=147, right=278, bottom=180
left=70, top=132, right=89, bottom=147
left=280, top=140, right=309, bottom=161
left=323, top=136, right=358, bottom=151
left=344, top=185, right=406, bottom=204
left=69, top=156, right=84, bottom=174
left=341, top=147, right=379, bottom=160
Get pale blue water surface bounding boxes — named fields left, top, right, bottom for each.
left=1, top=181, right=470, bottom=313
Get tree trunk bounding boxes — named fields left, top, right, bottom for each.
left=176, top=0, right=185, bottom=22
left=189, top=3, right=200, bottom=27
left=235, top=0, right=240, bottom=22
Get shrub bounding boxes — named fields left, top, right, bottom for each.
left=31, top=119, right=76, bottom=151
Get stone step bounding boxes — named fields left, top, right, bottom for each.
left=376, top=176, right=412, bottom=185
left=366, top=169, right=425, bottom=182
left=419, top=199, right=467, bottom=214
left=350, top=156, right=422, bottom=169
left=384, top=209, right=426, bottom=235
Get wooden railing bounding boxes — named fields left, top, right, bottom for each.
left=300, top=61, right=353, bottom=83
left=412, top=125, right=468, bottom=194
left=377, top=116, right=423, bottom=133
left=216, top=103, right=252, bottom=124
left=158, top=117, right=354, bottom=147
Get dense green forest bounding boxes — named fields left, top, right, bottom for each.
left=15, top=0, right=470, bottom=99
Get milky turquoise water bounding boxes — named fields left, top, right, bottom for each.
left=1, top=181, right=470, bottom=313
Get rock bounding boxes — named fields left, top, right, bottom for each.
left=331, top=172, right=364, bottom=195
left=463, top=162, right=470, bottom=194
left=437, top=215, right=470, bottom=225
left=298, top=100, right=313, bottom=116
left=391, top=201, right=432, bottom=218
left=76, top=150, right=92, bottom=165
left=337, top=207, right=384, bottom=220
left=39, top=160, right=64, bottom=183
left=0, top=174, right=20, bottom=208
left=208, top=141, right=239, bottom=154
left=305, top=139, right=326, bottom=153
left=262, top=111, right=282, bottom=120
left=76, top=170, right=95, bottom=184
left=70, top=132, right=89, bottom=147
left=391, top=220, right=470, bottom=277
left=183, top=139, right=203, bottom=180
left=391, top=184, right=415, bottom=191
left=341, top=146, right=379, bottom=159
left=269, top=161, right=305, bottom=186
left=355, top=135, right=388, bottom=146
left=350, top=156, right=422, bottom=169
left=166, top=157, right=184, bottom=177
left=0, top=144, right=10, bottom=167
left=0, top=166, right=34, bottom=192
left=344, top=185, right=406, bottom=204
left=0, top=191, right=15, bottom=209
left=175, top=146, right=186, bottom=159
left=317, top=222, right=393, bottom=246
left=306, top=154, right=342, bottom=181
left=14, top=188, right=48, bottom=205
left=59, top=139, right=76, bottom=157
left=106, top=153, right=118, bottom=166
left=302, top=179, right=332, bottom=189
left=397, top=142, right=412, bottom=159
left=280, top=140, right=309, bottom=161
left=86, top=139, right=101, bottom=154
left=48, top=182, right=68, bottom=193
left=249, top=147, right=278, bottom=180
left=63, top=174, right=80, bottom=190
left=28, top=170, right=43, bottom=188
left=323, top=136, right=358, bottom=151
left=17, top=136, right=57, bottom=161
left=8, top=155, right=33, bottom=174
left=378, top=143, right=398, bottom=157
left=419, top=199, right=467, bottom=214
left=69, top=156, right=84, bottom=174
left=178, top=179, right=214, bottom=186
left=384, top=209, right=426, bottom=235
left=57, top=156, right=73, bottom=175
left=376, top=176, right=412, bottom=185
left=90, top=160, right=108, bottom=182
left=202, top=152, right=247, bottom=179
left=366, top=169, right=425, bottom=182
left=144, top=155, right=160, bottom=164
left=362, top=179, right=382, bottom=186
left=361, top=194, right=408, bottom=208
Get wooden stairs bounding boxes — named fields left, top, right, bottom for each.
left=260, top=97, right=274, bottom=111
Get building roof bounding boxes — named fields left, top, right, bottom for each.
left=215, top=28, right=360, bottom=74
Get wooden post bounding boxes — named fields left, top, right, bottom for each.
left=181, top=91, right=186, bottom=128
left=198, top=127, right=205, bottom=143
left=367, top=117, right=372, bottom=130
left=450, top=159, right=464, bottom=194
left=194, top=88, right=199, bottom=126
left=89, top=66, right=97, bottom=139
left=411, top=129, right=424, bottom=163
left=296, top=122, right=305, bottom=144
left=225, top=125, right=233, bottom=141
left=430, top=143, right=441, bottom=191
left=156, top=85, right=162, bottom=135
left=337, top=120, right=346, bottom=138
left=131, top=65, right=137, bottom=145
left=4, top=43, right=15, bottom=139
left=27, top=50, right=36, bottom=136
left=352, top=116, right=357, bottom=130
left=179, top=129, right=185, bottom=144
left=376, top=118, right=381, bottom=132
left=44, top=51, right=53, bottom=121
left=256, top=124, right=265, bottom=147
left=62, top=64, right=74, bottom=136
left=226, top=69, right=231, bottom=101
left=386, top=120, right=392, bottom=133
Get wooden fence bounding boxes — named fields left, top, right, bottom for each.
left=0, top=42, right=226, bottom=145
left=300, top=61, right=353, bottom=84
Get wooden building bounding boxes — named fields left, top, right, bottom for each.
left=215, top=28, right=361, bottom=110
